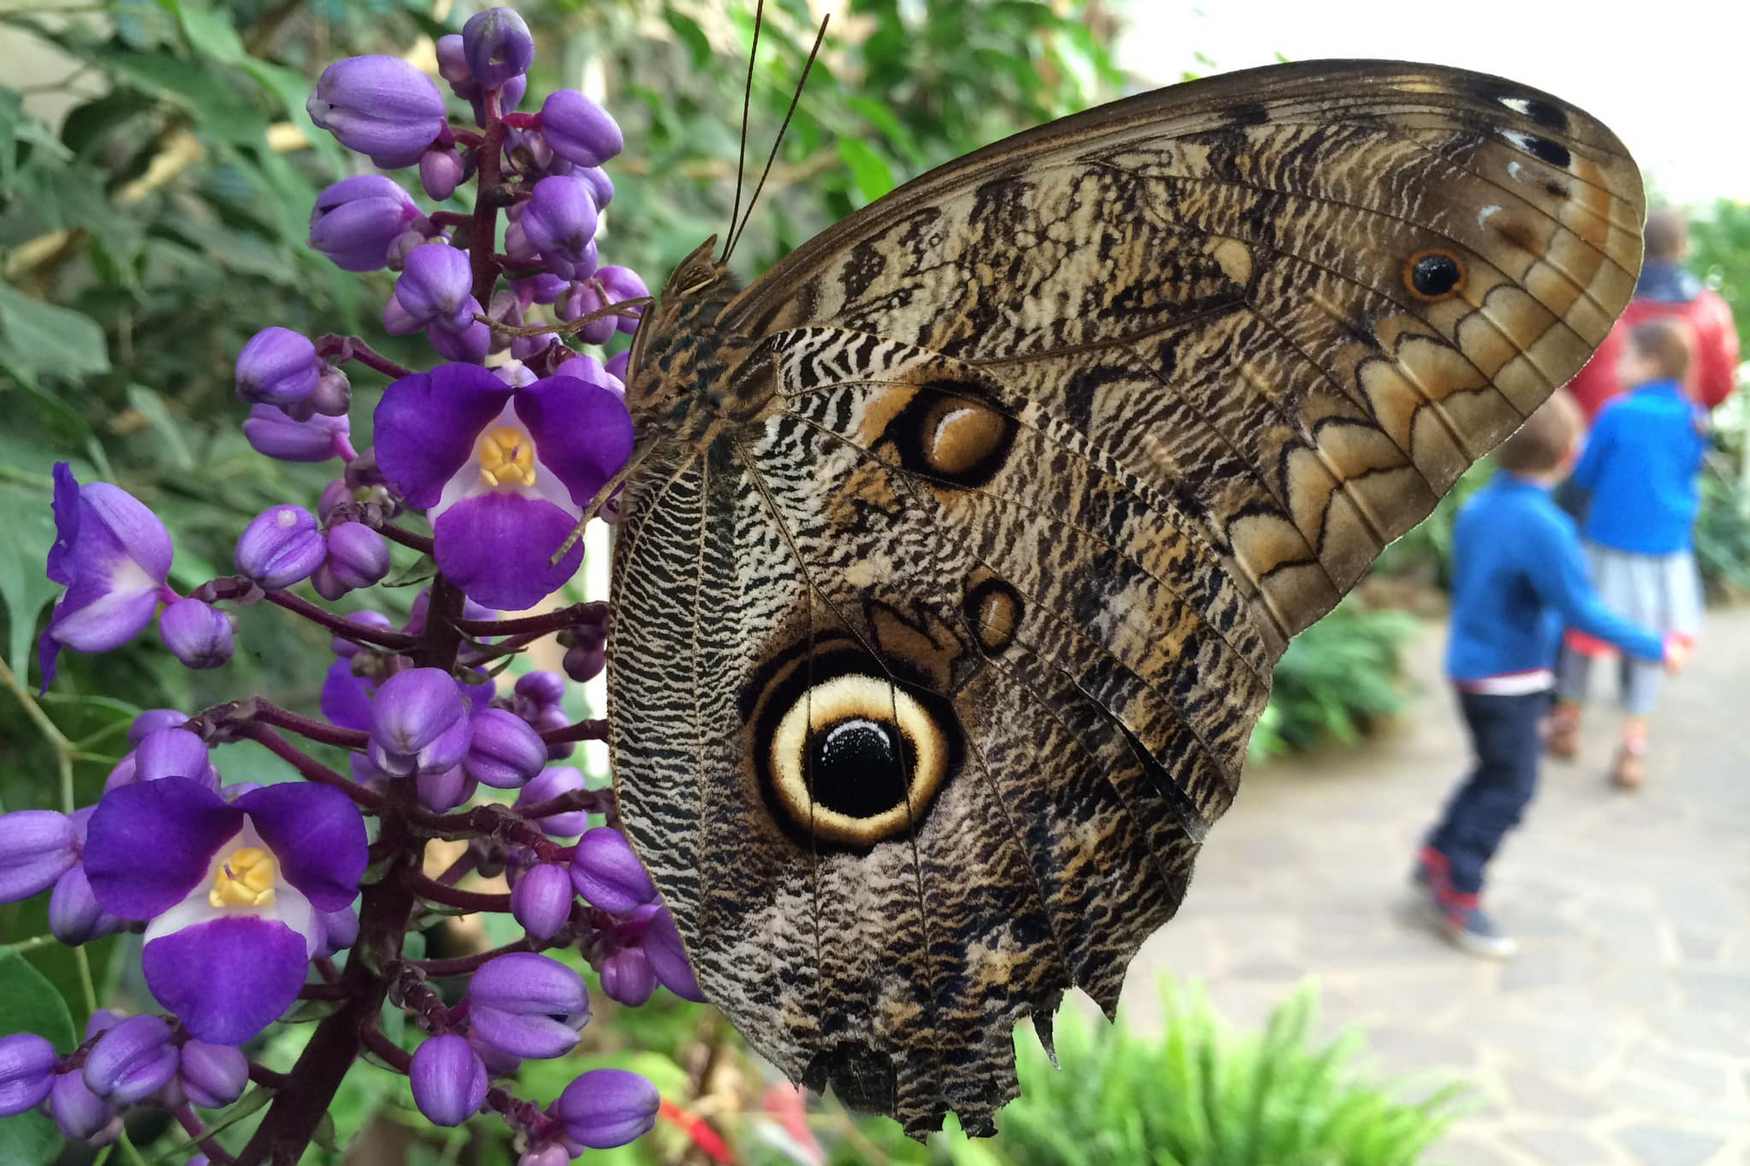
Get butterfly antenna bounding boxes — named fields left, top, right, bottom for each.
left=721, top=0, right=765, bottom=264
left=724, top=9, right=830, bottom=262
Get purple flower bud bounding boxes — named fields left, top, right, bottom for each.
left=514, top=766, right=591, bottom=836
left=549, top=352, right=611, bottom=390
left=553, top=1069, right=659, bottom=1149
left=539, top=90, right=623, bottom=168
left=521, top=176, right=599, bottom=274
left=467, top=953, right=589, bottom=1059
left=0, top=810, right=77, bottom=903
left=397, top=244, right=476, bottom=331
left=465, top=707, right=547, bottom=789
left=235, top=327, right=320, bottom=409
left=605, top=350, right=630, bottom=382
left=562, top=639, right=605, bottom=684
left=158, top=598, right=234, bottom=670
left=577, top=166, right=614, bottom=209
left=597, top=266, right=649, bottom=335
left=83, top=1015, right=177, bottom=1104
left=471, top=73, right=527, bottom=125
left=243, top=403, right=351, bottom=463
left=557, top=280, right=613, bottom=343
left=236, top=505, right=325, bottom=589
left=49, top=864, right=124, bottom=945
left=371, top=668, right=473, bottom=778
left=599, top=945, right=656, bottom=1007
left=511, top=863, right=574, bottom=940
left=514, top=670, right=566, bottom=710
left=310, top=175, right=422, bottom=272
left=124, top=709, right=184, bottom=745
left=519, top=1145, right=573, bottom=1166
left=319, top=523, right=391, bottom=595
left=178, top=1041, right=248, bottom=1109
left=410, top=1034, right=487, bottom=1126
left=317, top=906, right=360, bottom=958
left=0, top=1034, right=58, bottom=1117
left=428, top=314, right=492, bottom=364
left=386, top=227, right=430, bottom=270
left=330, top=610, right=394, bottom=659
left=307, top=55, right=446, bottom=169
left=310, top=366, right=352, bottom=418
left=514, top=273, right=569, bottom=305
left=420, top=147, right=467, bottom=202
left=382, top=292, right=423, bottom=336
left=131, top=726, right=219, bottom=788
left=416, top=763, right=476, bottom=813
left=503, top=216, right=538, bottom=264
left=569, top=827, right=655, bottom=915
left=533, top=705, right=574, bottom=760
left=463, top=8, right=534, bottom=88
left=48, top=1070, right=112, bottom=1140
left=496, top=359, right=540, bottom=388
left=642, top=904, right=704, bottom=1001
left=436, top=34, right=472, bottom=87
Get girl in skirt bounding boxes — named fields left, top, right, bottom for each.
left=1548, top=319, right=1707, bottom=788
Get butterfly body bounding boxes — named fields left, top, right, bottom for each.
left=606, top=60, right=1644, bottom=1136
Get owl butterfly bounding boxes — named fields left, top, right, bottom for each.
left=605, top=54, right=1642, bottom=1135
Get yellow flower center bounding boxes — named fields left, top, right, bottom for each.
left=208, top=847, right=277, bottom=909
left=477, top=426, right=536, bottom=488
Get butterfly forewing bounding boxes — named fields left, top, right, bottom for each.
left=608, top=59, right=1642, bottom=1135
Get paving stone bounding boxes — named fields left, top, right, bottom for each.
left=1433, top=1133, right=1534, bottom=1166
left=1510, top=1125, right=1619, bottom=1164
left=1500, top=1066, right=1607, bottom=1120
left=1615, top=1124, right=1726, bottom=1166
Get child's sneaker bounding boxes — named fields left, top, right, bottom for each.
left=1410, top=846, right=1448, bottom=895
left=1434, top=897, right=1518, bottom=960
left=1545, top=704, right=1581, bottom=760
left=1610, top=746, right=1646, bottom=790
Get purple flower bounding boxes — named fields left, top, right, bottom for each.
left=436, top=34, right=472, bottom=88
left=236, top=505, right=326, bottom=590
left=642, top=904, right=704, bottom=1001
left=312, top=522, right=390, bottom=600
left=129, top=726, right=221, bottom=789
left=410, top=1034, right=488, bottom=1126
left=428, top=310, right=492, bottom=363
left=514, top=766, right=591, bottom=836
left=562, top=634, right=605, bottom=684
left=49, top=863, right=125, bottom=945
left=235, top=327, right=321, bottom=410
left=159, top=598, right=235, bottom=670
left=520, top=176, right=599, bottom=277
left=40, top=464, right=174, bottom=686
left=370, top=668, right=474, bottom=778
left=510, top=863, right=573, bottom=940
left=243, top=404, right=352, bottom=463
left=82, top=1015, right=177, bottom=1104
left=373, top=364, right=633, bottom=609
left=467, top=953, right=589, bottom=1059
left=178, top=1040, right=248, bottom=1109
left=420, top=146, right=467, bottom=201
left=598, top=266, right=649, bottom=335
left=129, top=708, right=187, bottom=743
left=598, top=944, right=656, bottom=1007
left=463, top=8, right=534, bottom=88
left=396, top=244, right=476, bottom=332
left=316, top=905, right=359, bottom=958
left=539, top=90, right=623, bottom=168
left=310, top=365, right=352, bottom=417
left=569, top=827, right=655, bottom=915
left=307, top=55, right=446, bottom=168
left=513, top=670, right=566, bottom=710
left=416, top=764, right=477, bottom=813
left=310, top=175, right=423, bottom=272
left=47, top=1069, right=113, bottom=1141
left=553, top=1069, right=659, bottom=1149
left=0, top=810, right=77, bottom=903
left=578, top=165, right=614, bottom=209
left=465, top=707, right=546, bottom=789
left=514, top=273, right=569, bottom=305
left=0, top=1034, right=58, bottom=1117
left=84, top=777, right=368, bottom=1043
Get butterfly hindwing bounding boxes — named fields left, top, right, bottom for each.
left=608, top=59, right=1643, bottom=1135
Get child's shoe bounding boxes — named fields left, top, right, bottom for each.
left=1410, top=846, right=1449, bottom=895
left=1436, top=901, right=1519, bottom=960
left=1610, top=745, right=1646, bottom=790
left=1545, top=703, right=1581, bottom=760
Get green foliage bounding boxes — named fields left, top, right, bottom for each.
left=0, top=952, right=77, bottom=1165
left=1689, top=198, right=1750, bottom=347
left=1694, top=460, right=1750, bottom=598
left=923, top=980, right=1461, bottom=1166
left=1250, top=600, right=1420, bottom=762
left=1370, top=464, right=1492, bottom=591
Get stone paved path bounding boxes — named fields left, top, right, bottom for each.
left=1123, top=606, right=1750, bottom=1166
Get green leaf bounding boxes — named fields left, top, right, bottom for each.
left=836, top=138, right=895, bottom=204
left=124, top=384, right=197, bottom=471
left=0, top=283, right=111, bottom=386
left=0, top=483, right=58, bottom=676
left=0, top=951, right=76, bottom=1166
left=169, top=0, right=246, bottom=64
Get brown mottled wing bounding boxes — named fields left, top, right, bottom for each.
left=608, top=60, right=1642, bottom=1136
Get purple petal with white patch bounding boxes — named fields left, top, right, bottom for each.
left=84, top=777, right=242, bottom=920
left=235, top=783, right=366, bottom=912
left=433, top=492, right=583, bottom=611
left=141, top=916, right=309, bottom=1044
left=514, top=376, right=634, bottom=508
left=375, top=365, right=514, bottom=508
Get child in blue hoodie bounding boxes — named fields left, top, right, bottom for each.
left=1416, top=390, right=1672, bottom=958
left=1548, top=319, right=1706, bottom=788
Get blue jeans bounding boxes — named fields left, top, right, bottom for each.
left=1427, top=690, right=1549, bottom=895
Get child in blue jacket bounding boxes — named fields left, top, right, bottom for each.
left=1547, top=319, right=1706, bottom=787
left=1416, top=390, right=1673, bottom=958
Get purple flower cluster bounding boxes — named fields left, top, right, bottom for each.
left=12, top=9, right=692, bottom=1162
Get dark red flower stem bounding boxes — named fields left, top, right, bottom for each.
left=410, top=936, right=545, bottom=978
left=540, top=718, right=607, bottom=745
left=251, top=701, right=370, bottom=749
left=378, top=524, right=435, bottom=556
left=360, top=1024, right=413, bottom=1074
left=248, top=1063, right=290, bottom=1090
left=428, top=210, right=471, bottom=230
left=404, top=870, right=511, bottom=913
left=235, top=724, right=385, bottom=813
left=468, top=90, right=507, bottom=307
left=511, top=790, right=605, bottom=820
left=454, top=600, right=607, bottom=639
left=315, top=334, right=415, bottom=381
left=175, top=1103, right=239, bottom=1165
left=264, top=591, right=418, bottom=651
